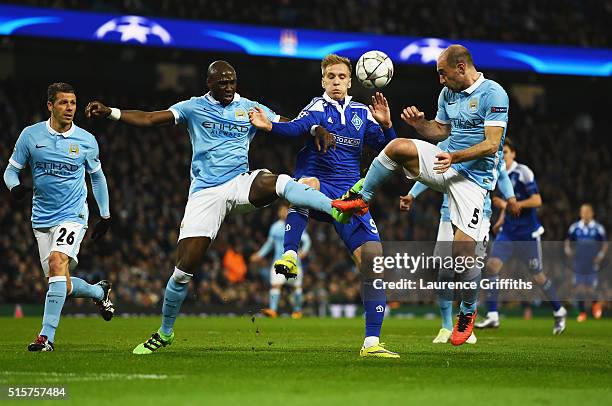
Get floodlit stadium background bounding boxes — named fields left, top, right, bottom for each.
left=1, top=0, right=610, bottom=316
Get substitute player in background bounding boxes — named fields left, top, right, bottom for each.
left=251, top=202, right=311, bottom=319
left=334, top=45, right=508, bottom=346
left=476, top=138, right=567, bottom=334
left=565, top=203, right=607, bottom=321
left=250, top=54, right=399, bottom=357
left=86, top=60, right=347, bottom=355
left=3, top=83, right=114, bottom=352
left=400, top=140, right=518, bottom=344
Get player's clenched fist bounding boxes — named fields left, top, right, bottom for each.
left=401, top=106, right=425, bottom=127
left=85, top=101, right=111, bottom=119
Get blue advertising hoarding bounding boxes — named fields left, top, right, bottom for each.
left=0, top=4, right=610, bottom=77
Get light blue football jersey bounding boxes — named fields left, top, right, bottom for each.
left=9, top=120, right=100, bottom=228
left=257, top=220, right=311, bottom=264
left=169, top=92, right=279, bottom=195
left=435, top=73, right=509, bottom=191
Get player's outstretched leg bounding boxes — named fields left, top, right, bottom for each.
left=333, top=141, right=419, bottom=214
left=250, top=172, right=349, bottom=224
left=69, top=277, right=115, bottom=321
left=29, top=275, right=67, bottom=352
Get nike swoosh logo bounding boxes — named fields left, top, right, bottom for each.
left=467, top=224, right=477, bottom=229
left=448, top=102, right=456, bottom=105
left=35, top=145, right=46, bottom=148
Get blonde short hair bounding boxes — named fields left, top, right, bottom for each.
left=321, top=54, right=352, bottom=76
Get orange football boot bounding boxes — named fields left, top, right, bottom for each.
left=451, top=311, right=477, bottom=346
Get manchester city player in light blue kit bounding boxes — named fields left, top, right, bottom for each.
left=250, top=202, right=311, bottom=319
left=476, top=138, right=568, bottom=335
left=564, top=203, right=607, bottom=322
left=3, top=83, right=114, bottom=352
left=250, top=54, right=399, bottom=358
left=334, top=45, right=509, bottom=346
left=85, top=61, right=346, bottom=354
left=400, top=139, right=518, bottom=344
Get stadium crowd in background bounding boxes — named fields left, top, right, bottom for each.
left=7, top=0, right=611, bottom=47
left=1, top=72, right=609, bottom=311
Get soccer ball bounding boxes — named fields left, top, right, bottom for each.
left=356, top=50, right=394, bottom=89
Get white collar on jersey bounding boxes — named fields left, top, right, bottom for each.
left=46, top=119, right=75, bottom=138
left=508, top=161, right=518, bottom=173
left=578, top=220, right=596, bottom=228
left=322, top=92, right=353, bottom=125
left=463, top=72, right=485, bottom=95
left=204, top=91, right=241, bottom=105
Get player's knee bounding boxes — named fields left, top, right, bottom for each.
left=47, top=252, right=69, bottom=276
left=356, top=242, right=383, bottom=278
left=385, top=138, right=416, bottom=162
left=171, top=267, right=193, bottom=284
left=250, top=170, right=281, bottom=207
left=176, top=237, right=210, bottom=273
left=298, top=177, right=320, bottom=190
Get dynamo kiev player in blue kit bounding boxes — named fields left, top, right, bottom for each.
left=251, top=203, right=311, bottom=319
left=3, top=83, right=114, bottom=352
left=85, top=61, right=345, bottom=355
left=476, top=137, right=568, bottom=335
left=333, top=45, right=509, bottom=346
left=565, top=203, right=607, bottom=322
left=250, top=54, right=399, bottom=358
left=402, top=138, right=517, bottom=344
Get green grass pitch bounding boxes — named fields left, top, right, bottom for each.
left=1, top=316, right=610, bottom=405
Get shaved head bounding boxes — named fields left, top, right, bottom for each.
left=206, top=60, right=237, bottom=106
left=436, top=44, right=478, bottom=92
left=439, top=44, right=474, bottom=68
left=207, top=60, right=236, bottom=80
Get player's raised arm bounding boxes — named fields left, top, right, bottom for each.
left=249, top=103, right=335, bottom=152
left=401, top=105, right=450, bottom=142
left=85, top=100, right=175, bottom=127
left=364, top=92, right=397, bottom=151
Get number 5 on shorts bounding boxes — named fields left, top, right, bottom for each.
left=470, top=208, right=480, bottom=226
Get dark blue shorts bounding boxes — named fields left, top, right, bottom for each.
left=573, top=273, right=598, bottom=288
left=490, top=230, right=543, bottom=274
left=308, top=180, right=381, bottom=253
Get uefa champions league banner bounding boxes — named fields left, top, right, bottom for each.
left=0, top=4, right=611, bottom=77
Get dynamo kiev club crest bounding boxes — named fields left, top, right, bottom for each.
left=399, top=38, right=450, bottom=63
left=95, top=16, right=172, bottom=45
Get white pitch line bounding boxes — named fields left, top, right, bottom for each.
left=0, top=371, right=184, bottom=381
